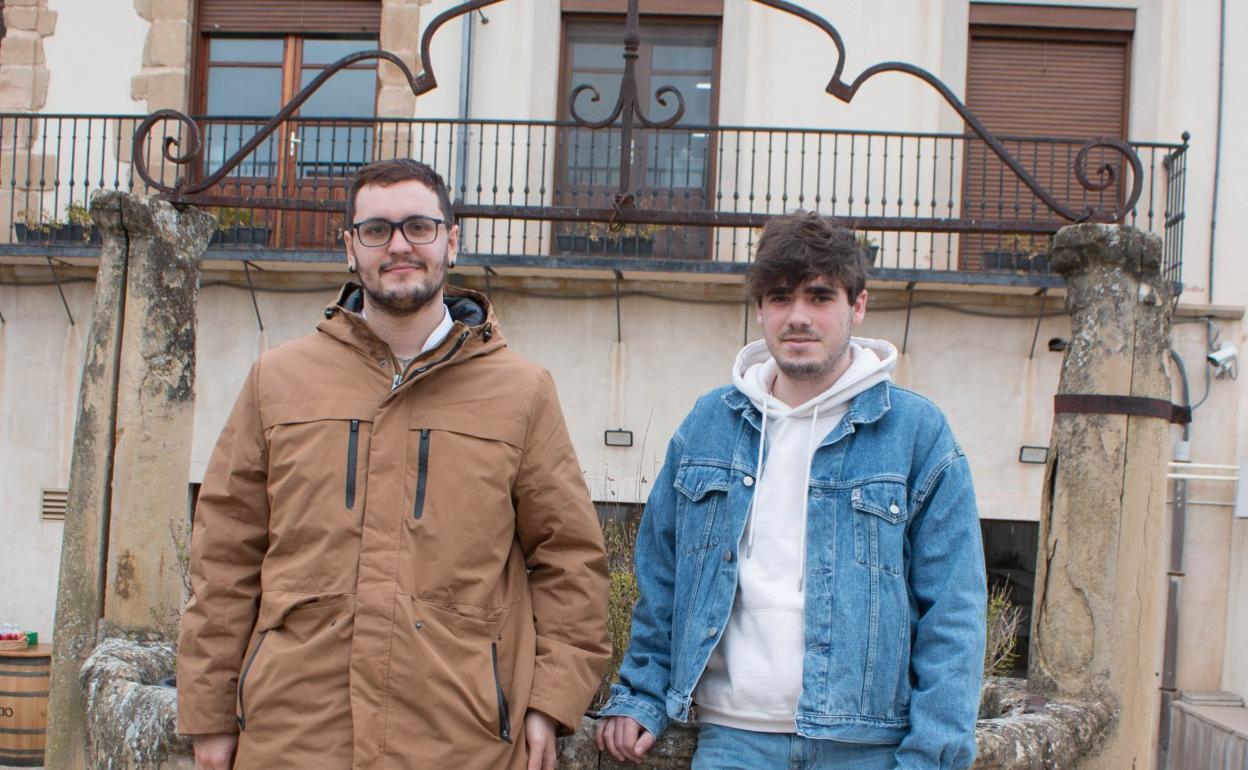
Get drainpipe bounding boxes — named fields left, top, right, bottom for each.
left=454, top=10, right=478, bottom=204
left=1158, top=348, right=1192, bottom=770
left=1207, top=0, right=1227, bottom=301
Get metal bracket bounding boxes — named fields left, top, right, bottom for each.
left=46, top=256, right=75, bottom=325
left=901, top=282, right=916, bottom=354
left=614, top=270, right=624, bottom=343
left=242, top=260, right=264, bottom=332
left=1028, top=287, right=1048, bottom=360
left=1054, top=393, right=1192, bottom=425
left=482, top=264, right=496, bottom=299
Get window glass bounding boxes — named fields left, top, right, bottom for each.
left=302, top=38, right=378, bottom=65
left=206, top=68, right=282, bottom=115
left=568, top=71, right=623, bottom=123
left=652, top=39, right=715, bottom=71
left=210, top=37, right=283, bottom=63
left=572, top=40, right=625, bottom=70
left=299, top=68, right=376, bottom=117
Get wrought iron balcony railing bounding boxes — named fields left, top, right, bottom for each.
left=0, top=112, right=1188, bottom=285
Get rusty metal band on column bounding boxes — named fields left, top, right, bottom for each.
left=1054, top=394, right=1192, bottom=425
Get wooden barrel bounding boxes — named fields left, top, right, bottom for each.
left=0, top=643, right=50, bottom=768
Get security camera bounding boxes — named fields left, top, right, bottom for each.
left=1208, top=342, right=1237, bottom=367
left=1207, top=342, right=1238, bottom=377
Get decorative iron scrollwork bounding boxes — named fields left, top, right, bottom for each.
left=132, top=1, right=508, bottom=196
left=133, top=0, right=1144, bottom=226
left=755, top=0, right=1143, bottom=223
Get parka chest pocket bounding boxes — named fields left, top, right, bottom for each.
left=851, top=480, right=909, bottom=576
left=674, top=463, right=733, bottom=554
left=405, top=410, right=525, bottom=529
left=261, top=401, right=377, bottom=517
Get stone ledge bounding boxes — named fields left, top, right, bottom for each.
left=81, top=638, right=191, bottom=770
left=77, top=644, right=1111, bottom=769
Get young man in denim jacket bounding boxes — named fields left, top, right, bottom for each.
left=596, top=212, right=986, bottom=769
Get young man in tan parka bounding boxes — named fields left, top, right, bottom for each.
left=177, top=159, right=611, bottom=770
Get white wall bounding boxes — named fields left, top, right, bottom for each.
left=42, top=0, right=147, bottom=114
left=0, top=280, right=93, bottom=641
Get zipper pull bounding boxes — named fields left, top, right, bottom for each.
left=392, top=372, right=402, bottom=391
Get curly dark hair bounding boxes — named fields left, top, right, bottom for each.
left=745, top=211, right=868, bottom=304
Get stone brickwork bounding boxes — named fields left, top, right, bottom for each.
left=0, top=0, right=56, bottom=112
left=130, top=0, right=193, bottom=113
left=375, top=0, right=426, bottom=161
left=378, top=0, right=425, bottom=118
left=0, top=0, right=57, bottom=238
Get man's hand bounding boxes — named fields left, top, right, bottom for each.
left=192, top=733, right=237, bottom=770
left=595, top=715, right=655, bottom=763
left=524, top=709, right=558, bottom=770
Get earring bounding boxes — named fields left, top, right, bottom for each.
left=347, top=263, right=357, bottom=274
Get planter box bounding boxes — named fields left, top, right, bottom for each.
left=982, top=250, right=1031, bottom=271
left=14, top=222, right=101, bottom=245
left=210, top=225, right=272, bottom=247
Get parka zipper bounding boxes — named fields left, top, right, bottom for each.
left=412, top=428, right=430, bottom=519
left=236, top=631, right=269, bottom=731
left=490, top=642, right=512, bottom=743
left=388, top=331, right=471, bottom=393
left=345, top=419, right=360, bottom=509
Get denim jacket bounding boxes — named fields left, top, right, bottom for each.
left=600, top=381, right=986, bottom=770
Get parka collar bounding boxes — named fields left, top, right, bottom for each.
left=317, top=282, right=504, bottom=369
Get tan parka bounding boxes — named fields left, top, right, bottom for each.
left=177, top=285, right=611, bottom=769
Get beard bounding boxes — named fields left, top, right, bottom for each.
left=359, top=250, right=449, bottom=317
left=773, top=328, right=851, bottom=382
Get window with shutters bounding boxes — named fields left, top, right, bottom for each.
left=555, top=13, right=721, bottom=259
left=193, top=0, right=381, bottom=247
left=961, top=4, right=1133, bottom=269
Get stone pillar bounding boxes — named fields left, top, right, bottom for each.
left=1030, top=223, right=1176, bottom=769
left=45, top=193, right=214, bottom=769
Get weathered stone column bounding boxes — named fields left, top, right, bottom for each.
left=45, top=193, right=213, bottom=770
left=1030, top=223, right=1175, bottom=769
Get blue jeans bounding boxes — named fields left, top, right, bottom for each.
left=692, top=724, right=899, bottom=770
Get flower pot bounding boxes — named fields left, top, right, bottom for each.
left=210, top=225, right=272, bottom=247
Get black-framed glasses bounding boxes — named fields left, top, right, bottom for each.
left=351, top=216, right=446, bottom=247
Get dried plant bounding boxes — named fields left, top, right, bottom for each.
left=591, top=509, right=640, bottom=710
left=984, top=583, right=1024, bottom=679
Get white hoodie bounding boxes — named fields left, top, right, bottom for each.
left=694, top=337, right=898, bottom=733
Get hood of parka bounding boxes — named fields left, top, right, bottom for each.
left=316, top=282, right=506, bottom=376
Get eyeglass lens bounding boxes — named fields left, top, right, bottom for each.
left=356, top=217, right=440, bottom=247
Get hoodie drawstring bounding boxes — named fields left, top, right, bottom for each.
left=797, top=401, right=819, bottom=592
left=744, top=396, right=820, bottom=593
left=744, top=397, right=768, bottom=558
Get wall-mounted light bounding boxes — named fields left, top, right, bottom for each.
left=604, top=429, right=633, bottom=447
left=1019, top=446, right=1049, bottom=464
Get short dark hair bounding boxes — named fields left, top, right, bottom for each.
left=745, top=211, right=868, bottom=304
left=346, top=158, right=454, bottom=228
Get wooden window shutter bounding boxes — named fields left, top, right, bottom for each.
left=966, top=32, right=1130, bottom=140
left=198, top=0, right=381, bottom=34
left=959, top=24, right=1131, bottom=268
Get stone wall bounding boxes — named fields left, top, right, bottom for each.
left=130, top=0, right=192, bottom=113
left=0, top=0, right=57, bottom=236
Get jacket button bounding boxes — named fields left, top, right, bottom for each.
left=743, top=476, right=754, bottom=487
left=889, top=503, right=901, bottom=515
left=723, top=550, right=733, bottom=562
left=707, top=627, right=718, bottom=638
